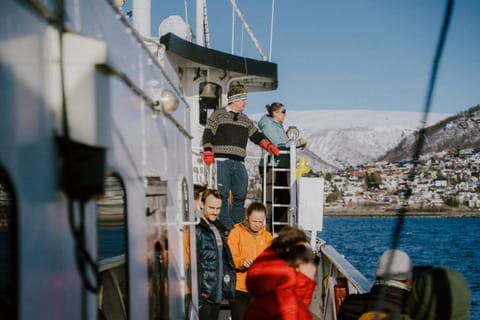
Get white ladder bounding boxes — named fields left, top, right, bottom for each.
left=262, top=143, right=298, bottom=235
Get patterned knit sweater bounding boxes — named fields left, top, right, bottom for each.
left=202, top=108, right=267, bottom=161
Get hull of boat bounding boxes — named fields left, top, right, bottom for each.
left=1, top=0, right=193, bottom=319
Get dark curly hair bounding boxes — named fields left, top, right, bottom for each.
left=271, top=226, right=311, bottom=267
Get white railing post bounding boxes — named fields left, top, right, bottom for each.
left=289, top=138, right=297, bottom=224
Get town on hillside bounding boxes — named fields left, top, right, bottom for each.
left=249, top=147, right=480, bottom=215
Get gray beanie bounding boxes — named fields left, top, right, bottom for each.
left=375, top=249, right=412, bottom=281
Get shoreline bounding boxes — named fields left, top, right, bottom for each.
left=324, top=207, right=480, bottom=217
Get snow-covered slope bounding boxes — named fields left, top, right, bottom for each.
left=247, top=109, right=451, bottom=173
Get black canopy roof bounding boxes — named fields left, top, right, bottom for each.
left=160, top=32, right=278, bottom=92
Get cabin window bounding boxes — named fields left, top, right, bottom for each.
left=0, top=168, right=17, bottom=319
left=96, top=173, right=128, bottom=319
left=199, top=82, right=221, bottom=125
left=145, top=176, right=168, bottom=320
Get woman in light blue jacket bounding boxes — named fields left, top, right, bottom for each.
left=258, top=102, right=306, bottom=170
left=258, top=102, right=307, bottom=231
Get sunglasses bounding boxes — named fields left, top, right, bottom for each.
left=275, top=109, right=286, bottom=114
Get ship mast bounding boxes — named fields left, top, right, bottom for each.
left=132, top=0, right=151, bottom=37
left=196, top=0, right=205, bottom=46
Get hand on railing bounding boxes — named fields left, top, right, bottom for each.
left=299, top=138, right=307, bottom=150
left=261, top=140, right=280, bottom=156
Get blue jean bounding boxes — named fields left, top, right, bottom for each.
left=216, top=159, right=248, bottom=230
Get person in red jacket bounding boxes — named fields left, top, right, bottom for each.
left=244, top=225, right=318, bottom=320
left=227, top=202, right=273, bottom=320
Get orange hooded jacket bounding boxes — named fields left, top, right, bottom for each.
left=227, top=222, right=273, bottom=292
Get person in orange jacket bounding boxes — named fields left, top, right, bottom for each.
left=227, top=202, right=273, bottom=320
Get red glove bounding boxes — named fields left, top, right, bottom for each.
left=203, top=151, right=215, bottom=165
left=261, top=140, right=280, bottom=156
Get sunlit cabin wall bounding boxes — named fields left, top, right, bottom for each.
left=0, top=0, right=195, bottom=319
left=0, top=0, right=90, bottom=319
left=88, top=1, right=194, bottom=318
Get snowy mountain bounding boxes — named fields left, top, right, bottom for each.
left=380, top=105, right=480, bottom=162
left=246, top=109, right=452, bottom=174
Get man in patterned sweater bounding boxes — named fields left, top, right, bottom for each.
left=202, top=85, right=279, bottom=231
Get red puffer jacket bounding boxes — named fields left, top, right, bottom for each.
left=244, top=248, right=316, bottom=320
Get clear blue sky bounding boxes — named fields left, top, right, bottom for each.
left=128, top=0, right=480, bottom=115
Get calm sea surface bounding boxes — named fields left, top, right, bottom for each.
left=320, top=217, right=480, bottom=319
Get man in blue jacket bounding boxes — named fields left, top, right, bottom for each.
left=196, top=189, right=236, bottom=320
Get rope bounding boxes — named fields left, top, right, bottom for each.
left=228, top=0, right=267, bottom=61
left=374, top=0, right=455, bottom=315
left=391, top=0, right=454, bottom=251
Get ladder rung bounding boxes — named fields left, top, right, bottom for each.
left=272, top=222, right=289, bottom=225
left=273, top=186, right=290, bottom=190
left=272, top=204, right=290, bottom=207
left=272, top=168, right=290, bottom=172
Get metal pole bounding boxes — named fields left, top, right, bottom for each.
left=289, top=140, right=297, bottom=224
left=132, top=0, right=151, bottom=37
left=196, top=0, right=205, bottom=46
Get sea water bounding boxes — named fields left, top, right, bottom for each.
left=320, top=216, right=480, bottom=319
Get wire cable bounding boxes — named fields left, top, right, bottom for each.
left=372, top=0, right=455, bottom=316
left=391, top=0, right=454, bottom=251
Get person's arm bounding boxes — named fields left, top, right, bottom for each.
left=249, top=129, right=270, bottom=147
left=227, top=228, right=249, bottom=270
left=195, top=228, right=206, bottom=295
left=202, top=131, right=214, bottom=152
left=201, top=111, right=219, bottom=164
left=295, top=269, right=317, bottom=307
left=202, top=110, right=219, bottom=152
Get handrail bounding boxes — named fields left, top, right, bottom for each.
left=99, top=254, right=126, bottom=272
left=320, top=244, right=371, bottom=293
left=289, top=140, right=297, bottom=224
